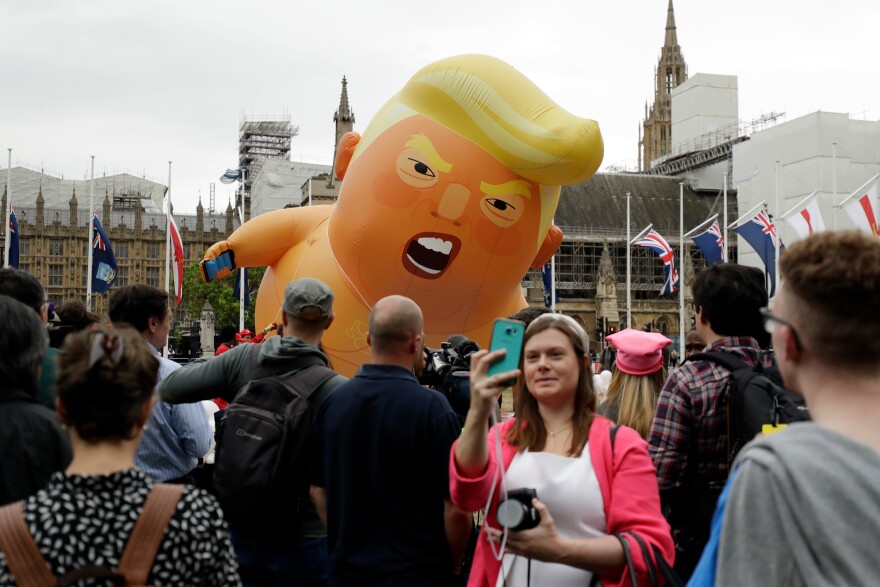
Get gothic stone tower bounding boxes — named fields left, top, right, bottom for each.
left=332, top=76, right=355, bottom=182
left=640, top=0, right=687, bottom=171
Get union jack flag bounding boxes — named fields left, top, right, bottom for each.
left=635, top=229, right=679, bottom=295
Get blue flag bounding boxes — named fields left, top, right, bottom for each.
left=541, top=262, right=559, bottom=308
left=91, top=213, right=117, bottom=293
left=233, top=268, right=249, bottom=307
left=691, top=221, right=724, bottom=266
left=735, top=209, right=783, bottom=297
left=8, top=207, right=19, bottom=269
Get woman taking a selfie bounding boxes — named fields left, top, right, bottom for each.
left=0, top=325, right=239, bottom=586
left=450, top=313, right=673, bottom=586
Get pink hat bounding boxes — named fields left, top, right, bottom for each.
left=605, top=328, right=672, bottom=376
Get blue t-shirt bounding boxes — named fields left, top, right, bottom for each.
left=311, top=364, right=461, bottom=587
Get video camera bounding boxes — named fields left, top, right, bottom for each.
left=420, top=335, right=479, bottom=423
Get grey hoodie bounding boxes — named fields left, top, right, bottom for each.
left=717, top=423, right=880, bottom=586
left=159, top=335, right=341, bottom=404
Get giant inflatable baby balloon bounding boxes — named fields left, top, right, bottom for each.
left=201, top=54, right=603, bottom=376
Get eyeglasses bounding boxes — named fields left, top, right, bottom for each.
left=759, top=307, right=802, bottom=352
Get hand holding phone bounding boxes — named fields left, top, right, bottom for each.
left=487, top=318, right=526, bottom=384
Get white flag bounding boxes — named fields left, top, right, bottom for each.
left=786, top=196, right=827, bottom=239
left=844, top=177, right=880, bottom=236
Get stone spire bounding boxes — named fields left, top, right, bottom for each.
left=334, top=76, right=355, bottom=125
left=36, top=184, right=45, bottom=227
left=69, top=188, right=79, bottom=228
left=665, top=0, right=678, bottom=47
left=332, top=76, right=356, bottom=183
left=594, top=242, right=621, bottom=339
left=196, top=195, right=204, bottom=234
left=225, top=199, right=234, bottom=234
left=103, top=190, right=111, bottom=225
left=639, top=0, right=687, bottom=171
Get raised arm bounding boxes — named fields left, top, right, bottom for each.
left=453, top=349, right=519, bottom=478
left=200, top=205, right=332, bottom=282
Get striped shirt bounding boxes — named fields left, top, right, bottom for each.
left=648, top=336, right=772, bottom=492
left=136, top=346, right=213, bottom=482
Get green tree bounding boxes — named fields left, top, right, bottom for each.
left=180, top=256, right=266, bottom=330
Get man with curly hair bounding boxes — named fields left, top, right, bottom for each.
left=692, top=231, right=880, bottom=585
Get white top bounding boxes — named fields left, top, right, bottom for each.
left=496, top=442, right=606, bottom=587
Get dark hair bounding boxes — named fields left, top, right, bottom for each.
left=692, top=263, right=769, bottom=348
left=108, top=285, right=169, bottom=333
left=56, top=301, right=100, bottom=332
left=507, top=305, right=552, bottom=328
left=56, top=325, right=158, bottom=442
left=780, top=231, right=880, bottom=373
left=0, top=268, right=46, bottom=315
left=218, top=325, right=237, bottom=343
left=507, top=313, right=595, bottom=457
left=0, top=295, right=49, bottom=394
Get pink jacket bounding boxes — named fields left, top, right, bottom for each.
left=449, top=415, right=673, bottom=587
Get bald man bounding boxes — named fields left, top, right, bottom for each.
left=310, top=295, right=471, bottom=587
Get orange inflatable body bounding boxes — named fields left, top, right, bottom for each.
left=201, top=55, right=603, bottom=377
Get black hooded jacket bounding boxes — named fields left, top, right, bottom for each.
left=0, top=387, right=72, bottom=506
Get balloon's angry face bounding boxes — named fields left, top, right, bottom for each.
left=331, top=115, right=541, bottom=301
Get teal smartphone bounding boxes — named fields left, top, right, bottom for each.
left=487, top=318, right=526, bottom=379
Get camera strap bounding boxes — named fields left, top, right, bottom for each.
left=484, top=410, right=510, bottom=563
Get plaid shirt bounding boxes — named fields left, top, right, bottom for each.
left=649, top=336, right=771, bottom=492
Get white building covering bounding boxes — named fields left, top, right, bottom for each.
left=249, top=159, right=332, bottom=217
left=732, top=111, right=880, bottom=275
left=669, top=73, right=738, bottom=191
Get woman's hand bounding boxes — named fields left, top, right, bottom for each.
left=486, top=499, right=563, bottom=563
left=468, top=348, right=520, bottom=419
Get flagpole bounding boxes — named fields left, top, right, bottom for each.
left=628, top=222, right=653, bottom=330
left=832, top=142, right=837, bottom=230
left=86, top=156, right=95, bottom=309
left=774, top=161, right=781, bottom=299
left=834, top=173, right=880, bottom=208
left=626, top=192, right=631, bottom=329
left=678, top=182, right=685, bottom=360
left=779, top=191, right=818, bottom=221
left=550, top=217, right=556, bottom=313
left=239, top=168, right=246, bottom=332
left=728, top=201, right=768, bottom=229
left=4, top=149, right=11, bottom=268
left=165, top=162, right=172, bottom=302
left=683, top=214, right=720, bottom=239
left=722, top=172, right=729, bottom=262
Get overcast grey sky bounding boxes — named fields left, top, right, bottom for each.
left=3, top=0, right=879, bottom=214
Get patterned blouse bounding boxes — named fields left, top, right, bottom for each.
left=0, top=468, right=240, bottom=586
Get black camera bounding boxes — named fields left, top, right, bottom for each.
left=496, top=488, right=540, bottom=531
left=420, top=335, right=478, bottom=423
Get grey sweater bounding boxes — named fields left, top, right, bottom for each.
left=717, top=423, right=880, bottom=586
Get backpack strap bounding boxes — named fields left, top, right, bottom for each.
left=279, top=365, right=340, bottom=402
left=0, top=501, right=56, bottom=587
left=118, top=483, right=185, bottom=585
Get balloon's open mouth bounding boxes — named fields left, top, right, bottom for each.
left=402, top=233, right=462, bottom=279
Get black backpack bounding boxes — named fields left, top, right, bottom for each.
left=689, top=350, right=810, bottom=465
left=213, top=353, right=339, bottom=535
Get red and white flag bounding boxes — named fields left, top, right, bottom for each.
left=844, top=176, right=880, bottom=236
left=168, top=213, right=185, bottom=304
left=786, top=196, right=827, bottom=239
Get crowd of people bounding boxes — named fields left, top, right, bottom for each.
left=0, top=229, right=878, bottom=586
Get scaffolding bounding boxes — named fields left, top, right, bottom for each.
left=238, top=115, right=298, bottom=205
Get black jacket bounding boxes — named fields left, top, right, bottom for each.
left=0, top=387, right=72, bottom=506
